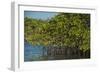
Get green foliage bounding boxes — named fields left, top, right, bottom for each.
left=24, top=13, right=90, bottom=52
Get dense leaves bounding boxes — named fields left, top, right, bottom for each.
left=24, top=13, right=90, bottom=53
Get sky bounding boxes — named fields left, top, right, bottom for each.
left=24, top=11, right=58, bottom=20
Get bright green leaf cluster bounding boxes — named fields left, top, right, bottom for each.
left=24, top=13, right=90, bottom=52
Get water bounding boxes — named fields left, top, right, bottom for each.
left=24, top=41, right=67, bottom=61
left=24, top=41, right=46, bottom=61
left=24, top=40, right=90, bottom=61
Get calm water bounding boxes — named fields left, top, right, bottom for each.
left=24, top=41, right=47, bottom=61
left=24, top=41, right=89, bottom=61
left=24, top=41, right=67, bottom=61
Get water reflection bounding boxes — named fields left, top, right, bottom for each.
left=24, top=40, right=90, bottom=62
left=24, top=41, right=46, bottom=61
